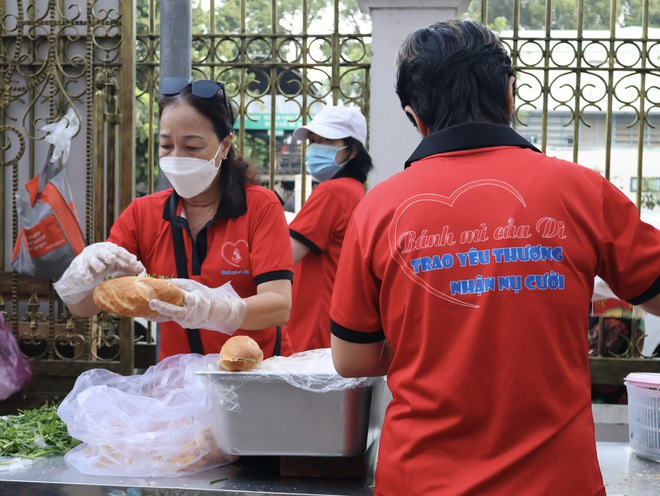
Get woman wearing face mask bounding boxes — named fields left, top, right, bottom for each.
left=54, top=77, right=293, bottom=360
left=286, top=106, right=373, bottom=352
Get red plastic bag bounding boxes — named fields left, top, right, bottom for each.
left=0, top=313, right=32, bottom=401
left=11, top=152, right=86, bottom=281
left=12, top=110, right=86, bottom=281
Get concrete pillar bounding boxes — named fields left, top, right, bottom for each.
left=294, top=174, right=314, bottom=213
left=357, top=0, right=471, bottom=188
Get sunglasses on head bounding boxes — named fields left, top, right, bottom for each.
left=161, top=77, right=232, bottom=116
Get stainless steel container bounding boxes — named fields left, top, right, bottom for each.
left=197, top=370, right=389, bottom=457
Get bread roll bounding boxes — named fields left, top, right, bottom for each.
left=218, top=336, right=264, bottom=371
left=93, top=276, right=184, bottom=318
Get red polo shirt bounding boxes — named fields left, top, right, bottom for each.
left=288, top=177, right=366, bottom=352
left=108, top=185, right=293, bottom=360
left=331, top=123, right=660, bottom=495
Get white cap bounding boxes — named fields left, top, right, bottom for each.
left=293, top=106, right=367, bottom=145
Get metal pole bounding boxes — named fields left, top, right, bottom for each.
left=157, top=0, right=192, bottom=190
left=159, top=0, right=192, bottom=85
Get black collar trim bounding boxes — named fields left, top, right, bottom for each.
left=404, top=122, right=542, bottom=169
left=162, top=189, right=247, bottom=223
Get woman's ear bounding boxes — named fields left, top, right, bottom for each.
left=348, top=142, right=359, bottom=160
left=221, top=133, right=234, bottom=160
left=404, top=105, right=429, bottom=137
left=507, top=76, right=515, bottom=117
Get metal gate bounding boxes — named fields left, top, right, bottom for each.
left=3, top=0, right=659, bottom=412
left=469, top=0, right=660, bottom=385
left=134, top=0, right=372, bottom=203
left=0, top=0, right=371, bottom=413
left=1, top=0, right=135, bottom=413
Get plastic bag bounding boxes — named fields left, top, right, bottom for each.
left=0, top=313, right=32, bottom=401
left=11, top=110, right=86, bottom=280
left=589, top=276, right=645, bottom=357
left=41, top=108, right=79, bottom=164
left=200, top=348, right=377, bottom=412
left=57, top=353, right=237, bottom=477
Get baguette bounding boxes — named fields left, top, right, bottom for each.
left=93, top=276, right=184, bottom=318
left=218, top=336, right=264, bottom=371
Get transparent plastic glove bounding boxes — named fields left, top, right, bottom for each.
left=53, top=242, right=146, bottom=305
left=148, top=279, right=247, bottom=335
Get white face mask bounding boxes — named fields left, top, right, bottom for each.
left=159, top=144, right=224, bottom=198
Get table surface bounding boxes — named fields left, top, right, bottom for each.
left=598, top=443, right=660, bottom=495
left=0, top=450, right=376, bottom=496
left=1, top=442, right=660, bottom=495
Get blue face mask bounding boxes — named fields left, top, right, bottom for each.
left=305, top=143, right=348, bottom=182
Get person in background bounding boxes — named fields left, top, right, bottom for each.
left=329, top=19, right=660, bottom=495
left=55, top=77, right=293, bottom=360
left=287, top=106, right=373, bottom=352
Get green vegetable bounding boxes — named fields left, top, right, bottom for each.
left=147, top=273, right=172, bottom=279
left=209, top=477, right=228, bottom=485
left=0, top=403, right=81, bottom=459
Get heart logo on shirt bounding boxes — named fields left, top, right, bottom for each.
left=387, top=179, right=526, bottom=308
left=222, top=240, right=249, bottom=268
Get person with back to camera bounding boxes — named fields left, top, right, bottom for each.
left=286, top=106, right=373, bottom=352
left=329, top=19, right=660, bottom=495
left=54, top=77, right=293, bottom=360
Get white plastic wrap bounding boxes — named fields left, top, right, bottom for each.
left=57, top=353, right=237, bottom=477
left=199, top=348, right=377, bottom=412
left=592, top=276, right=646, bottom=319
left=41, top=107, right=79, bottom=165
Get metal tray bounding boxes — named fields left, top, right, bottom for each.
left=197, top=370, right=390, bottom=457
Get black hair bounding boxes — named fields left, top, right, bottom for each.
left=331, top=137, right=374, bottom=183
left=395, top=19, right=514, bottom=132
left=158, top=84, right=259, bottom=205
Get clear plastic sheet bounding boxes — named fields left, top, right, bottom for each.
left=199, top=348, right=376, bottom=412
left=0, top=457, right=33, bottom=472
left=57, top=353, right=238, bottom=477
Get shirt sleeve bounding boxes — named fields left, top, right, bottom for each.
left=599, top=177, right=660, bottom=303
left=289, top=182, right=344, bottom=254
left=106, top=201, right=141, bottom=258
left=330, top=214, right=384, bottom=343
left=248, top=189, right=294, bottom=284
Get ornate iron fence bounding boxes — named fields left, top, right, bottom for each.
left=1, top=0, right=135, bottom=413
left=135, top=0, right=372, bottom=207
left=2, top=0, right=659, bottom=413
left=0, top=0, right=371, bottom=412
left=470, top=0, right=660, bottom=390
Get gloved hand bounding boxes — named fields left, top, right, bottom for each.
left=148, top=279, right=247, bottom=335
left=53, top=242, right=146, bottom=305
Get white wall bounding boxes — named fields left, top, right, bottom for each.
left=358, top=0, right=471, bottom=189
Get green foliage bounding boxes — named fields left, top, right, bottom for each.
left=640, top=177, right=660, bottom=209
left=190, top=0, right=350, bottom=35
left=623, top=0, right=660, bottom=27
left=467, top=0, right=660, bottom=30
left=641, top=192, right=660, bottom=209
left=490, top=16, right=508, bottom=33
